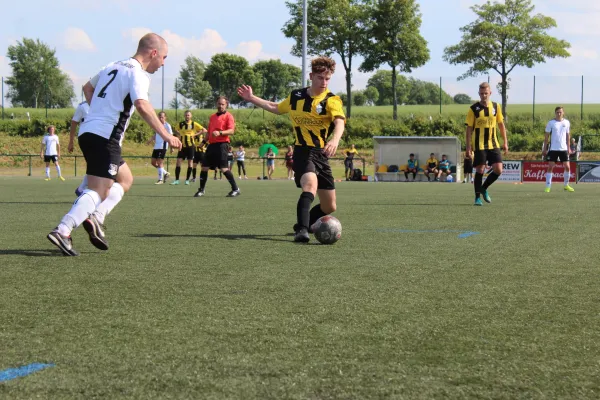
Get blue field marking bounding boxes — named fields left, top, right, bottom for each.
left=0, top=363, right=55, bottom=382
left=377, top=228, right=480, bottom=239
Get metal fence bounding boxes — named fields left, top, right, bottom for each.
left=0, top=154, right=367, bottom=180
left=4, top=75, right=600, bottom=121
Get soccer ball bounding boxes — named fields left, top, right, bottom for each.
left=312, top=215, right=342, bottom=245
left=446, top=175, right=453, bottom=182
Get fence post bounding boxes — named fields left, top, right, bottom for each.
left=166, top=156, right=170, bottom=172
left=74, top=155, right=77, bottom=177
left=1, top=76, right=4, bottom=120
left=362, top=158, right=366, bottom=179
left=28, top=156, right=32, bottom=176
left=439, top=76, right=442, bottom=115
left=262, top=158, right=265, bottom=179
left=581, top=75, right=584, bottom=121
left=532, top=75, right=536, bottom=127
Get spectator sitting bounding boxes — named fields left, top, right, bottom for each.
left=404, top=153, right=419, bottom=182
left=437, top=154, right=452, bottom=181
left=423, top=152, right=438, bottom=182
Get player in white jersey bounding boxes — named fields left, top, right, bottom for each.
left=542, top=106, right=575, bottom=193
left=146, top=111, right=172, bottom=184
left=47, top=33, right=181, bottom=256
left=40, top=125, right=65, bottom=181
left=70, top=101, right=90, bottom=196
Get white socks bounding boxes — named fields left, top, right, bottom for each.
left=564, top=171, right=570, bottom=186
left=57, top=189, right=102, bottom=236
left=93, top=182, right=125, bottom=225
left=545, top=172, right=553, bottom=188
left=158, top=167, right=164, bottom=180
left=77, top=175, right=88, bottom=193
left=56, top=165, right=61, bottom=177
left=45, top=167, right=50, bottom=178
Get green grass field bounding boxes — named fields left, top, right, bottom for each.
left=1, top=178, right=599, bottom=399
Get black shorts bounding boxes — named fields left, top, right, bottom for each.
left=344, top=159, right=354, bottom=170
left=293, top=146, right=335, bottom=190
left=44, top=155, right=58, bottom=163
left=203, top=142, right=229, bottom=170
left=193, top=151, right=205, bottom=165
left=78, top=132, right=122, bottom=180
left=440, top=168, right=451, bottom=175
left=474, top=148, right=502, bottom=167
left=177, top=146, right=195, bottom=160
left=547, top=150, right=569, bottom=162
left=463, top=158, right=473, bottom=172
left=151, top=149, right=166, bottom=159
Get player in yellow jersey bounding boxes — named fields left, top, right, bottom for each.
left=465, top=82, right=508, bottom=206
left=342, top=144, right=359, bottom=181
left=172, top=110, right=206, bottom=185
left=237, top=57, right=345, bottom=242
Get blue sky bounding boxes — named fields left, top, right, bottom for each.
left=2, top=0, right=600, bottom=108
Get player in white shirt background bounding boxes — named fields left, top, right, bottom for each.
left=542, top=106, right=575, bottom=193
left=69, top=100, right=90, bottom=196
left=40, top=125, right=65, bottom=181
left=47, top=33, right=182, bottom=256
left=146, top=111, right=172, bottom=184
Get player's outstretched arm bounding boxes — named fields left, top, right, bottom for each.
left=135, top=99, right=182, bottom=149
left=237, top=85, right=280, bottom=115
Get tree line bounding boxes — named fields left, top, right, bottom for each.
left=4, top=0, right=570, bottom=121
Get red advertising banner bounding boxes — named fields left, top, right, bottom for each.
left=522, top=161, right=576, bottom=182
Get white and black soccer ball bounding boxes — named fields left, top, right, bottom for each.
left=312, top=215, right=342, bottom=245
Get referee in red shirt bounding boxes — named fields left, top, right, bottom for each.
left=194, top=96, right=240, bottom=197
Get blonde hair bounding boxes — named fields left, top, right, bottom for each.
left=479, top=82, right=490, bottom=90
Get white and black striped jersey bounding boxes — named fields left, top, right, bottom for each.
left=79, top=58, right=150, bottom=146
left=154, top=122, right=173, bottom=150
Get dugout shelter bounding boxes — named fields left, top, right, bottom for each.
left=373, top=136, right=462, bottom=182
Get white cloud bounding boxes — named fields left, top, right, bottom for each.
left=235, top=40, right=280, bottom=62
left=62, top=27, right=96, bottom=51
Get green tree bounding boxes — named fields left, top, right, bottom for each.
left=204, top=53, right=257, bottom=103
left=406, top=78, right=453, bottom=105
left=364, top=86, right=379, bottom=105
left=337, top=92, right=348, bottom=104
left=174, top=55, right=213, bottom=108
left=443, top=0, right=570, bottom=117
left=360, top=0, right=430, bottom=119
left=6, top=38, right=75, bottom=108
left=453, top=93, right=472, bottom=104
left=252, top=60, right=302, bottom=101
left=282, top=0, right=370, bottom=118
left=366, top=70, right=408, bottom=106
left=352, top=90, right=367, bottom=106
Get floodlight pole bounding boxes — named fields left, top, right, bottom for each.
left=1, top=76, right=4, bottom=120
left=302, top=0, right=308, bottom=87
left=161, top=66, right=165, bottom=111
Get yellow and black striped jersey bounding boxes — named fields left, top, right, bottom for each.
left=465, top=102, right=504, bottom=151
left=177, top=121, right=204, bottom=148
left=194, top=134, right=207, bottom=152
left=277, top=88, right=345, bottom=149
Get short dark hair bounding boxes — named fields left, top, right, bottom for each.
left=555, top=106, right=564, bottom=112
left=430, top=153, right=434, bottom=156
left=442, top=154, right=447, bottom=157
left=409, top=153, right=414, bottom=156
